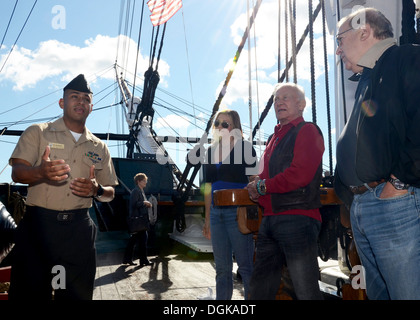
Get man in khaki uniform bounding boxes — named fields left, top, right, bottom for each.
left=8, top=74, right=118, bottom=300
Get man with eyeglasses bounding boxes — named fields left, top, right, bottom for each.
left=8, top=74, right=118, bottom=300
left=334, top=7, right=420, bottom=300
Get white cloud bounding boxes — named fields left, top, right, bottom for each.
left=0, top=34, right=170, bottom=91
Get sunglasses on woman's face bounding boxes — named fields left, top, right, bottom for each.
left=214, top=120, right=230, bottom=129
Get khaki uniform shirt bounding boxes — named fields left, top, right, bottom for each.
left=9, top=118, right=118, bottom=211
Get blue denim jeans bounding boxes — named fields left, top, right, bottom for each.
left=350, top=183, right=420, bottom=300
left=210, top=205, right=254, bottom=300
left=249, top=214, right=322, bottom=300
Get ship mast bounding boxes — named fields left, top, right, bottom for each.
left=114, top=65, right=184, bottom=189
left=115, top=68, right=157, bottom=155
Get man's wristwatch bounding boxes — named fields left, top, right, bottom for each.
left=260, top=179, right=267, bottom=194
left=95, top=184, right=104, bottom=198
left=388, top=177, right=409, bottom=190
left=256, top=179, right=267, bottom=196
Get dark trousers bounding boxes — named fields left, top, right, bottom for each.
left=9, top=206, right=97, bottom=300
left=249, top=214, right=323, bottom=300
left=123, top=231, right=148, bottom=263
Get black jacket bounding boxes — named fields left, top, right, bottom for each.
left=335, top=44, right=420, bottom=207
left=356, top=44, right=420, bottom=184
left=129, top=186, right=149, bottom=218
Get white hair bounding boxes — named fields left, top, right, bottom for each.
left=272, top=83, right=306, bottom=101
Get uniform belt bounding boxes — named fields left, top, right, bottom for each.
left=27, top=206, right=89, bottom=221
left=349, top=179, right=386, bottom=195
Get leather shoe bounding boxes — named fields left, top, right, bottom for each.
left=123, top=260, right=137, bottom=266
left=140, top=260, right=152, bottom=267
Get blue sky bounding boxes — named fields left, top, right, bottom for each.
left=0, top=0, right=338, bottom=183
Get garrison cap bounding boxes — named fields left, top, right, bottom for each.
left=63, top=74, right=92, bottom=94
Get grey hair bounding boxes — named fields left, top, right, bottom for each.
left=338, top=7, right=393, bottom=40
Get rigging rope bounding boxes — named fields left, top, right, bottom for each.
left=125, top=0, right=138, bottom=72
left=181, top=7, right=198, bottom=137
left=116, top=0, right=137, bottom=78
left=289, top=0, right=297, bottom=83
left=149, top=25, right=160, bottom=68
left=155, top=23, right=166, bottom=71
left=252, top=0, right=322, bottom=138
left=247, top=0, right=253, bottom=141
left=0, top=0, right=38, bottom=74
left=284, top=0, right=289, bottom=82
left=336, top=0, right=347, bottom=124
left=321, top=0, right=334, bottom=174
left=120, top=13, right=185, bottom=193
left=252, top=0, right=262, bottom=155
left=130, top=0, right=146, bottom=116
left=278, top=0, right=282, bottom=82
left=115, top=0, right=125, bottom=63
left=203, top=0, right=263, bottom=136
left=117, top=72, right=228, bottom=137
left=174, top=0, right=263, bottom=212
left=309, top=0, right=317, bottom=124
left=400, top=0, right=417, bottom=44
left=0, top=66, right=116, bottom=132
left=0, top=0, right=19, bottom=51
left=127, top=19, right=167, bottom=155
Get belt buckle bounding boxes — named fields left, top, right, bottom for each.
left=349, top=186, right=359, bottom=193
left=349, top=185, right=367, bottom=195
left=57, top=212, right=73, bottom=221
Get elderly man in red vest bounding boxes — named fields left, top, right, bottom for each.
left=247, top=82, right=324, bottom=300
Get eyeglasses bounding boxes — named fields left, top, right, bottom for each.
left=214, top=120, right=230, bottom=129
left=336, top=28, right=353, bottom=47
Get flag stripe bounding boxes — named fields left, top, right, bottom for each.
left=147, top=0, right=165, bottom=12
left=150, top=1, right=182, bottom=25
left=147, top=0, right=182, bottom=26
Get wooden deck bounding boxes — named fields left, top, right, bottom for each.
left=93, top=233, right=245, bottom=300
left=91, top=199, right=346, bottom=301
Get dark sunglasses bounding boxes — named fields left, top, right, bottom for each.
left=214, top=120, right=230, bottom=129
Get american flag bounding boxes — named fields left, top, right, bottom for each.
left=147, top=0, right=183, bottom=26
